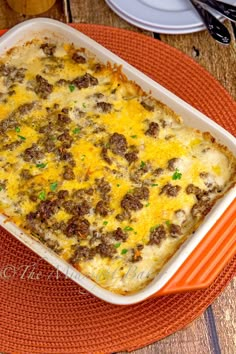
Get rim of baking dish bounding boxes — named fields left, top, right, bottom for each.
left=0, top=18, right=235, bottom=305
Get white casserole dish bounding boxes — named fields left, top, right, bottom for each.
left=0, top=18, right=235, bottom=305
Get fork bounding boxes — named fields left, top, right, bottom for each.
left=189, top=0, right=231, bottom=44
left=197, top=0, right=236, bottom=22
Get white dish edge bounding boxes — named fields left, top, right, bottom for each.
left=0, top=18, right=235, bottom=305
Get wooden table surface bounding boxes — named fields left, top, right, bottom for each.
left=0, top=1, right=235, bottom=353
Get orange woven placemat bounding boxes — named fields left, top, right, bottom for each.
left=0, top=24, right=235, bottom=354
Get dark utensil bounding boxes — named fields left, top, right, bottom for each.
left=198, top=0, right=236, bottom=22
left=190, top=0, right=231, bottom=44
left=63, top=0, right=72, bottom=23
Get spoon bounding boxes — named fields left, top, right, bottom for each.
left=189, top=0, right=231, bottom=44
left=198, top=0, right=236, bottom=22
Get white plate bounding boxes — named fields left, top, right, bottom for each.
left=0, top=18, right=235, bottom=305
left=105, top=0, right=236, bottom=33
left=105, top=0, right=205, bottom=34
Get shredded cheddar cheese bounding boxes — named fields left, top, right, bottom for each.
left=0, top=39, right=235, bottom=294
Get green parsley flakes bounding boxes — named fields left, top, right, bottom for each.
left=150, top=224, right=159, bottom=232
left=124, top=226, right=134, bottom=231
left=103, top=221, right=108, bottom=226
left=36, top=163, right=47, bottom=169
left=50, top=182, right=58, bottom=192
left=17, top=135, right=26, bottom=140
left=151, top=183, right=158, bottom=187
left=69, top=84, right=75, bottom=92
left=114, top=243, right=121, bottom=248
left=38, top=191, right=46, bottom=201
left=130, top=135, right=137, bottom=138
left=73, top=127, right=81, bottom=134
left=121, top=249, right=128, bottom=255
left=15, top=126, right=21, bottom=133
left=172, top=169, right=182, bottom=180
left=140, top=161, right=146, bottom=168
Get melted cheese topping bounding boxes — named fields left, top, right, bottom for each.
left=0, top=39, right=235, bottom=294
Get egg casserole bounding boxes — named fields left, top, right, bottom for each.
left=0, top=39, right=235, bottom=294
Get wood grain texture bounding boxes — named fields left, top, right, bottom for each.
left=160, top=21, right=236, bottom=100
left=0, top=1, right=234, bottom=353
left=213, top=278, right=236, bottom=354
left=129, top=314, right=212, bottom=354
left=70, top=0, right=152, bottom=36
left=126, top=282, right=235, bottom=354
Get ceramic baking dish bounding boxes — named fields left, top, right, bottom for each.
left=0, top=18, right=235, bottom=305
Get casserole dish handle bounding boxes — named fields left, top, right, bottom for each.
left=153, top=199, right=236, bottom=296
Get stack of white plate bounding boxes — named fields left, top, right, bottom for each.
left=105, top=0, right=235, bottom=34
